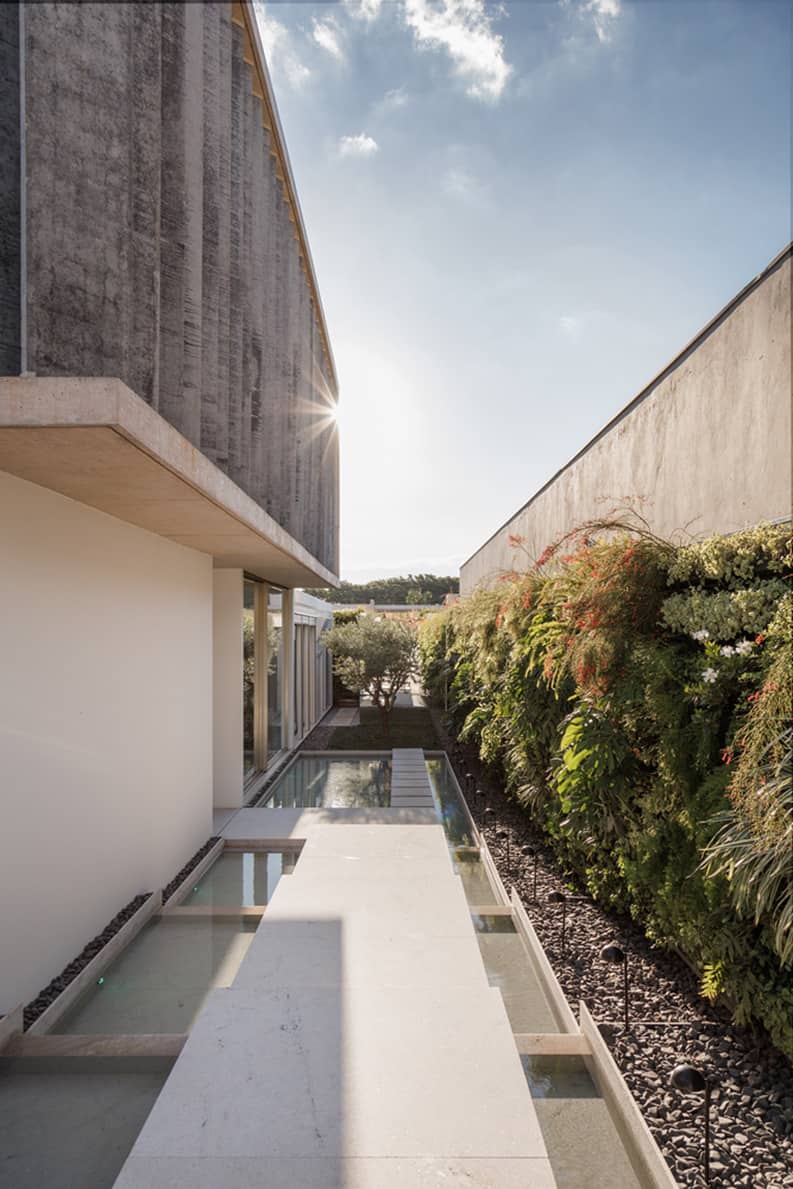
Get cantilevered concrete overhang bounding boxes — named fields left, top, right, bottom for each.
left=0, top=378, right=339, bottom=589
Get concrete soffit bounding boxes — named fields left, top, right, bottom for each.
left=235, top=0, right=339, bottom=396
left=0, top=377, right=340, bottom=589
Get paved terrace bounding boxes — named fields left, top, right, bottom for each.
left=115, top=755, right=556, bottom=1188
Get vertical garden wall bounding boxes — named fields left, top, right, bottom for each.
left=420, top=522, right=792, bottom=1057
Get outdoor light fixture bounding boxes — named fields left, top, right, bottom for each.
left=496, top=828, right=511, bottom=868
left=669, top=1064, right=711, bottom=1184
left=548, top=890, right=567, bottom=953
left=600, top=942, right=630, bottom=1030
left=521, top=844, right=538, bottom=900
left=484, top=806, right=496, bottom=825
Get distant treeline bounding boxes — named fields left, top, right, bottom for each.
left=306, top=574, right=459, bottom=606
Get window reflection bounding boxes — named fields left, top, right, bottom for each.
left=267, top=589, right=283, bottom=759
left=243, top=580, right=257, bottom=779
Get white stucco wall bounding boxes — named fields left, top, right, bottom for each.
left=461, top=248, right=792, bottom=593
left=213, top=568, right=244, bottom=809
left=0, top=471, right=213, bottom=1011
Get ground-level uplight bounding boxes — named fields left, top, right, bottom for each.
left=521, top=844, right=538, bottom=900
left=600, top=942, right=629, bottom=1029
left=548, top=891, right=567, bottom=953
left=669, top=1064, right=711, bottom=1184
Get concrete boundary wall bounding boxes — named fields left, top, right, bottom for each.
left=462, top=247, right=792, bottom=593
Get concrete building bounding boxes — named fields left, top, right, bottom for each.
left=0, top=1, right=339, bottom=1012
left=461, top=245, right=792, bottom=594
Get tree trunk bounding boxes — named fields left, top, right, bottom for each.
left=378, top=698, right=391, bottom=742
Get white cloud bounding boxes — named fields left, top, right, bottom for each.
left=580, top=0, right=622, bottom=43
left=403, top=0, right=512, bottom=102
left=382, top=86, right=410, bottom=109
left=344, top=0, right=385, bottom=20
left=338, top=133, right=380, bottom=158
left=253, top=1, right=311, bottom=88
left=442, top=167, right=489, bottom=207
left=559, top=314, right=582, bottom=340
left=312, top=17, right=346, bottom=62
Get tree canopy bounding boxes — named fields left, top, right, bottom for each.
left=307, top=574, right=458, bottom=606
left=321, top=616, right=417, bottom=734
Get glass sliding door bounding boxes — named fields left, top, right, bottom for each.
left=243, top=580, right=287, bottom=781
left=267, top=589, right=284, bottom=761
left=242, top=579, right=258, bottom=781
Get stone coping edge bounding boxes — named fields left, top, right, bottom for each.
left=580, top=1000, right=678, bottom=1189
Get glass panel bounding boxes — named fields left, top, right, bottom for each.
left=426, top=757, right=476, bottom=848
left=293, top=633, right=300, bottom=740
left=267, top=590, right=283, bottom=760
left=243, top=580, right=257, bottom=779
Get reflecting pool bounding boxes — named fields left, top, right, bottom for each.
left=0, top=1055, right=171, bottom=1189
left=55, top=915, right=258, bottom=1034
left=259, top=756, right=391, bottom=808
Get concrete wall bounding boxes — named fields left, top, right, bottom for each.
left=461, top=248, right=792, bottom=593
left=0, top=470, right=213, bottom=1011
left=10, top=2, right=338, bottom=575
left=0, top=3, right=20, bottom=375
left=213, top=569, right=245, bottom=809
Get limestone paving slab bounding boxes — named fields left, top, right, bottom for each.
left=221, top=807, right=437, bottom=843
left=296, top=823, right=451, bottom=862
left=235, top=924, right=490, bottom=992
left=115, top=1155, right=557, bottom=1188
left=128, top=985, right=547, bottom=1161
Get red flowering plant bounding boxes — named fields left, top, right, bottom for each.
left=528, top=528, right=671, bottom=699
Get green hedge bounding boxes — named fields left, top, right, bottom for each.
left=419, top=523, right=793, bottom=1056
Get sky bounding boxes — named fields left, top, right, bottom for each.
left=254, top=0, right=791, bottom=582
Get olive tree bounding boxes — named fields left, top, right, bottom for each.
left=322, top=615, right=417, bottom=736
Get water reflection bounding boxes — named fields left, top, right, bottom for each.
left=183, top=851, right=296, bottom=907
left=0, top=1056, right=172, bottom=1189
left=260, top=757, right=391, bottom=808
left=55, top=916, right=258, bottom=1035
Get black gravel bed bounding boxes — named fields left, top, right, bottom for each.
left=441, top=727, right=793, bottom=1189
left=161, top=836, right=221, bottom=903
left=23, top=893, right=150, bottom=1030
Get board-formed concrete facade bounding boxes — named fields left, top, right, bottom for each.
left=2, top=1, right=338, bottom=575
left=461, top=246, right=792, bottom=594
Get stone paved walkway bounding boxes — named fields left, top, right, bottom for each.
left=114, top=778, right=556, bottom=1188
